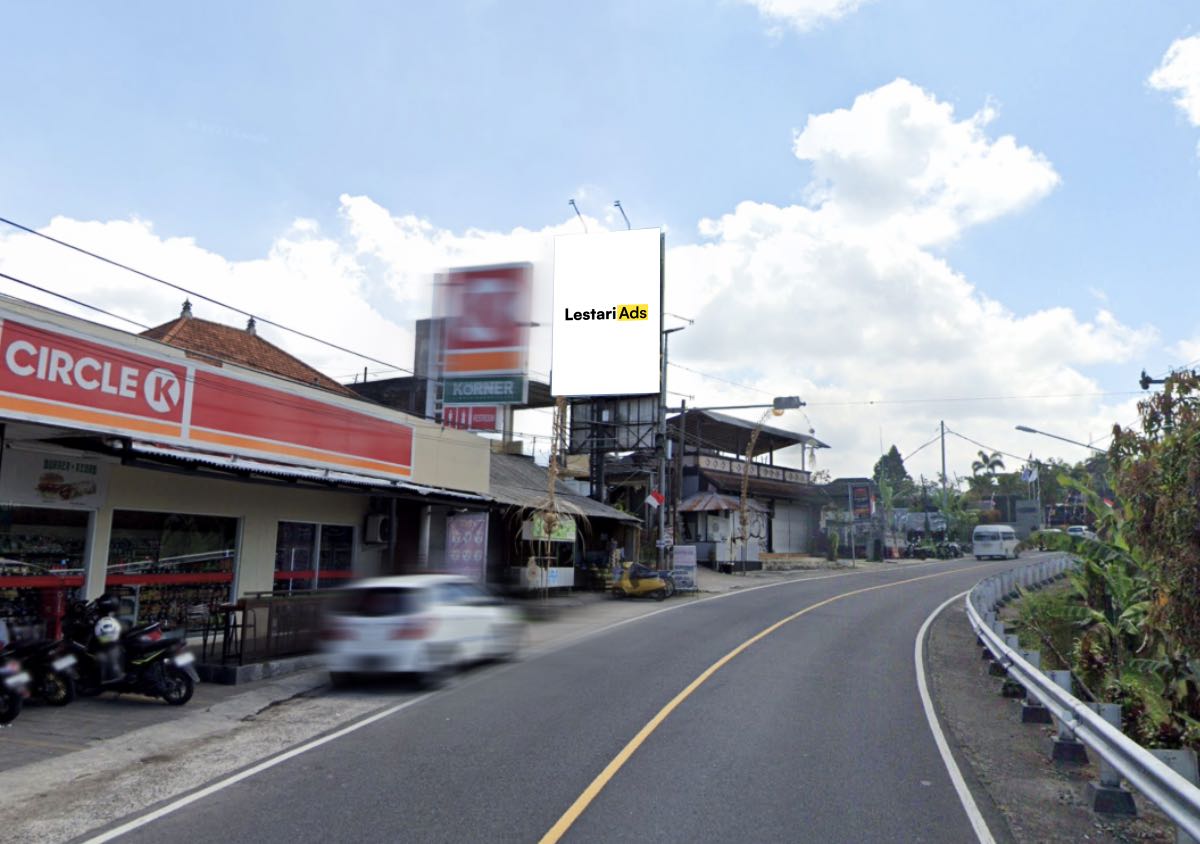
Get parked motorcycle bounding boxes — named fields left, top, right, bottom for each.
left=63, top=596, right=199, bottom=706
left=612, top=563, right=672, bottom=601
left=0, top=652, right=31, bottom=724
left=5, top=638, right=77, bottom=706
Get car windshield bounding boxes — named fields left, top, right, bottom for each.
left=332, top=587, right=423, bottom=617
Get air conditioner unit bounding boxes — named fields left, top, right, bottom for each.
left=364, top=513, right=391, bottom=545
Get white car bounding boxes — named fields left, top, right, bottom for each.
left=1066, top=525, right=1097, bottom=541
left=320, top=574, right=524, bottom=687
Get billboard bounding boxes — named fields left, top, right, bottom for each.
left=551, top=229, right=662, bottom=397
left=440, top=263, right=530, bottom=405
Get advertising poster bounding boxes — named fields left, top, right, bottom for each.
left=672, top=545, right=698, bottom=591
left=0, top=449, right=110, bottom=509
left=445, top=511, right=489, bottom=582
left=521, top=514, right=577, bottom=543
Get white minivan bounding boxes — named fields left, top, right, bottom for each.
left=973, top=525, right=1019, bottom=560
left=320, top=574, right=524, bottom=687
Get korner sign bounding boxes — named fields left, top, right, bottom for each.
left=552, top=229, right=662, bottom=397
left=0, top=308, right=414, bottom=480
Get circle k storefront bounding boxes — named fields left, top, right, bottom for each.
left=0, top=296, right=490, bottom=641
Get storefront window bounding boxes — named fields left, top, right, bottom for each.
left=106, top=511, right=238, bottom=630
left=0, top=506, right=88, bottom=640
left=274, top=522, right=355, bottom=592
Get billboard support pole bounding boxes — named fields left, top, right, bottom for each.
left=657, top=231, right=667, bottom=568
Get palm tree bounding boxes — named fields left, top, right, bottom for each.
left=971, top=450, right=1005, bottom=476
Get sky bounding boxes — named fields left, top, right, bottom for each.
left=1, top=1, right=1199, bottom=484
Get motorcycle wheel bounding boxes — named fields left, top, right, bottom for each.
left=662, top=580, right=676, bottom=598
left=39, top=672, right=75, bottom=706
left=653, top=589, right=667, bottom=602
left=0, top=691, right=21, bottom=725
left=161, top=665, right=194, bottom=706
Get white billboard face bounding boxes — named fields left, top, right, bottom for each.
left=551, top=228, right=662, bottom=397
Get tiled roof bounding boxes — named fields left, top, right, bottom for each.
left=141, top=315, right=357, bottom=397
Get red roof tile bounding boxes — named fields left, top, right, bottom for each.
left=141, top=315, right=357, bottom=397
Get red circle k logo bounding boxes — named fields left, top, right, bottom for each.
left=144, top=368, right=182, bottom=414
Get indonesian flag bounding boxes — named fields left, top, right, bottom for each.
left=647, top=490, right=665, bottom=508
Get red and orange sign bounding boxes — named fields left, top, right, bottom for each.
left=0, top=311, right=413, bottom=479
left=440, top=263, right=530, bottom=405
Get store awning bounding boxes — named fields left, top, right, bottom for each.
left=124, top=441, right=488, bottom=501
left=698, top=470, right=828, bottom=503
left=489, top=452, right=641, bottom=523
left=678, top=491, right=769, bottom=513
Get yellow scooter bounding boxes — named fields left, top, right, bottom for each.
left=612, top=563, right=673, bottom=601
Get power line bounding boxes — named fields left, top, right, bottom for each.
left=0, top=271, right=152, bottom=330
left=807, top=390, right=1143, bottom=407
left=667, top=362, right=773, bottom=396
left=945, top=429, right=1040, bottom=467
left=0, top=214, right=424, bottom=380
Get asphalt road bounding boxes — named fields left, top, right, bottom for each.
left=90, top=556, right=1035, bottom=844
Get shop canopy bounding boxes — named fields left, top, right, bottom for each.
left=678, top=491, right=769, bottom=513
left=488, top=452, right=640, bottom=523
left=668, top=409, right=829, bottom=460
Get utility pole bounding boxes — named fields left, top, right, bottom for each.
left=656, top=232, right=669, bottom=568
left=940, top=420, right=947, bottom=503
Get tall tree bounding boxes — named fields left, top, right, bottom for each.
left=873, top=445, right=910, bottom=487
left=970, top=450, right=1005, bottom=476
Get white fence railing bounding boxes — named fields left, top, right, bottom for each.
left=967, top=555, right=1200, bottom=840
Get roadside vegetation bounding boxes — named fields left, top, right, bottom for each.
left=1013, top=371, right=1200, bottom=749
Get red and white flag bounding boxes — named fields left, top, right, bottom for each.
left=646, top=490, right=665, bottom=508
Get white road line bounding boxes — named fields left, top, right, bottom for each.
left=78, top=693, right=433, bottom=844
left=915, top=590, right=997, bottom=844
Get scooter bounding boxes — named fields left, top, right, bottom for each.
left=5, top=638, right=77, bottom=706
left=0, top=653, right=31, bottom=724
left=612, top=563, right=672, bottom=601
left=63, top=596, right=199, bottom=706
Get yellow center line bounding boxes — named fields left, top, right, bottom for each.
left=539, top=562, right=977, bottom=843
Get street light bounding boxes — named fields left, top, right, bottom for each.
left=1014, top=425, right=1105, bottom=453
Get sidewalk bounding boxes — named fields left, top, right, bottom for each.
left=0, top=556, right=930, bottom=780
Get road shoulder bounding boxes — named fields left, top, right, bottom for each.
left=925, top=598, right=1172, bottom=843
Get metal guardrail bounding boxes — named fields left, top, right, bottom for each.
left=966, top=556, right=1200, bottom=839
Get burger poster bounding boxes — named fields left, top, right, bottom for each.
left=0, top=449, right=110, bottom=509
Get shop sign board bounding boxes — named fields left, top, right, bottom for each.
left=672, top=545, right=697, bottom=591
left=443, top=405, right=499, bottom=431
left=552, top=228, right=662, bottom=397
left=521, top=513, right=576, bottom=543
left=851, top=484, right=874, bottom=519
left=443, top=375, right=526, bottom=405
left=0, top=308, right=414, bottom=480
left=445, top=511, right=488, bottom=582
left=0, top=449, right=110, bottom=509
left=439, top=263, right=530, bottom=402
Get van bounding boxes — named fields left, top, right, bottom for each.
left=972, top=525, right=1019, bottom=560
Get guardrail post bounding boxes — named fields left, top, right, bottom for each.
left=1001, top=635, right=1025, bottom=697
left=1148, top=749, right=1199, bottom=844
left=1047, top=670, right=1089, bottom=764
left=1018, top=651, right=1052, bottom=723
left=1085, top=702, right=1137, bottom=816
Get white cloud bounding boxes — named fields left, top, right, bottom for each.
left=791, top=80, right=1060, bottom=246
left=739, top=0, right=871, bottom=33
left=1150, top=35, right=1200, bottom=127
left=0, top=78, right=1159, bottom=480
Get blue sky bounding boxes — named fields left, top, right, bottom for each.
left=2, top=1, right=1199, bottom=477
